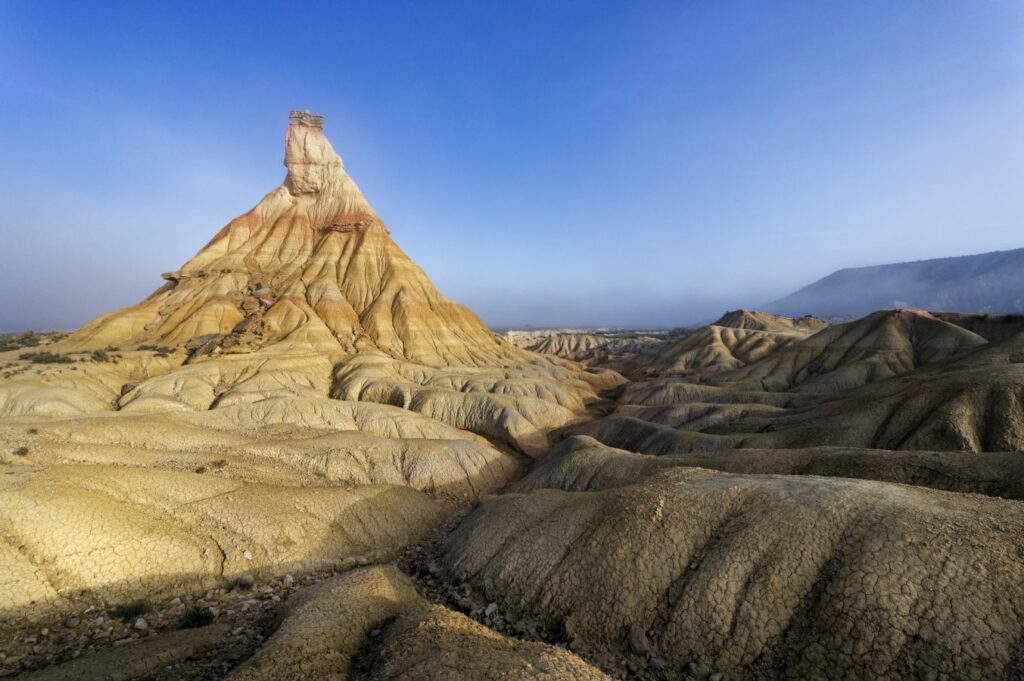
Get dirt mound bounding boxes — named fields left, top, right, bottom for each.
left=228, top=565, right=608, bottom=680
left=505, top=330, right=676, bottom=379
left=712, top=308, right=988, bottom=393
left=533, top=435, right=1024, bottom=501
left=446, top=446, right=1024, bottom=680
left=0, top=461, right=441, bottom=616
left=713, top=309, right=827, bottom=333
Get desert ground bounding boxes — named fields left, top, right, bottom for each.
left=2, top=112, right=1023, bottom=680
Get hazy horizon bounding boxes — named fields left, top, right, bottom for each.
left=2, top=1, right=1023, bottom=332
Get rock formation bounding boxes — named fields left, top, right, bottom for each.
left=0, top=112, right=618, bottom=677
left=4, top=112, right=1024, bottom=680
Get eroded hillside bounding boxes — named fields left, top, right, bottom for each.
left=3, top=114, right=1024, bottom=681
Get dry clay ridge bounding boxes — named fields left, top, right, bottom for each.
left=0, top=111, right=619, bottom=678
left=2, top=113, right=1024, bottom=680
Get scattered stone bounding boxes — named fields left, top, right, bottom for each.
left=132, top=617, right=148, bottom=630
left=484, top=602, right=498, bottom=617
left=64, top=617, right=80, bottom=628
left=282, top=574, right=294, bottom=585
left=368, top=628, right=381, bottom=638
left=628, top=623, right=651, bottom=655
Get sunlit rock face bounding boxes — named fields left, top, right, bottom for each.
left=9, top=111, right=1024, bottom=681
left=0, top=112, right=612, bottom=636
left=69, top=110, right=521, bottom=367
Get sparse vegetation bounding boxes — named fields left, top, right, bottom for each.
left=195, top=466, right=208, bottom=474
left=13, top=447, right=29, bottom=457
left=139, top=344, right=174, bottom=354
left=181, top=605, right=214, bottom=629
left=0, top=332, right=41, bottom=351
left=211, top=459, right=228, bottom=469
left=227, top=574, right=254, bottom=591
left=19, top=351, right=73, bottom=364
left=27, top=428, right=38, bottom=435
left=110, top=599, right=151, bottom=622
left=90, top=349, right=111, bottom=362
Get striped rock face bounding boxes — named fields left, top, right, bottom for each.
left=68, top=111, right=519, bottom=367
left=0, top=113, right=617, bottom=675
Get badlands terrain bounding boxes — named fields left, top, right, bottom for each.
left=2, top=112, right=1024, bottom=680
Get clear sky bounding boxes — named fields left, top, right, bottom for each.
left=1, top=1, right=1023, bottom=331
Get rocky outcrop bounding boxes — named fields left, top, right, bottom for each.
left=228, top=565, right=609, bottom=680
left=446, top=441, right=1024, bottom=680
left=68, top=111, right=519, bottom=368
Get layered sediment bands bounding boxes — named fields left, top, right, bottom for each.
left=445, top=448, right=1024, bottom=680
left=65, top=113, right=522, bottom=368
left=602, top=322, right=1024, bottom=453
left=711, top=309, right=828, bottom=333
left=641, top=325, right=809, bottom=376
left=508, top=330, right=673, bottom=377
left=228, top=565, right=609, bottom=680
left=0, top=400, right=520, bottom=498
left=706, top=309, right=989, bottom=393
left=331, top=353, right=622, bottom=456
left=709, top=339, right=1024, bottom=452
left=628, top=311, right=824, bottom=379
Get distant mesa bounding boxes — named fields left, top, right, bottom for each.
left=768, top=247, right=1024, bottom=319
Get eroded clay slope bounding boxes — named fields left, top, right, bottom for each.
left=634, top=311, right=825, bottom=378
left=707, top=309, right=988, bottom=393
left=532, top=435, right=1024, bottom=501
left=445, top=442, right=1024, bottom=680
left=0, top=463, right=440, bottom=616
left=228, top=565, right=608, bottom=680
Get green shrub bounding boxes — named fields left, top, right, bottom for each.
left=110, top=599, right=151, bottom=622
left=13, top=447, right=29, bottom=457
left=181, top=605, right=214, bottom=629
left=90, top=350, right=111, bottom=362
left=19, top=351, right=73, bottom=364
left=226, top=574, right=254, bottom=591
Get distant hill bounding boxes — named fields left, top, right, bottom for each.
left=768, top=247, right=1024, bottom=318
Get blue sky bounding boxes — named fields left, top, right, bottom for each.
left=1, top=1, right=1023, bottom=330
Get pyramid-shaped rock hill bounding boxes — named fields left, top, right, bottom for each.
left=0, top=112, right=620, bottom=451
left=72, top=111, right=513, bottom=367
left=0, top=111, right=619, bottom=653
